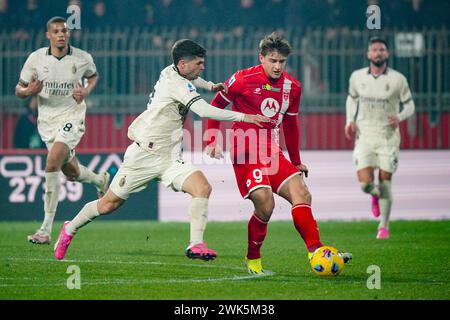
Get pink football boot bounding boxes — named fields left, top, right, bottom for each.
left=371, top=195, right=380, bottom=218
left=376, top=227, right=390, bottom=239
left=185, top=242, right=217, bottom=261
left=54, top=221, right=74, bottom=260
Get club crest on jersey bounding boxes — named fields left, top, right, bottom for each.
left=187, top=82, right=196, bottom=92
left=283, top=89, right=290, bottom=102
left=260, top=98, right=280, bottom=117
left=72, top=64, right=77, bottom=74
left=385, top=83, right=390, bottom=91
left=262, top=84, right=281, bottom=92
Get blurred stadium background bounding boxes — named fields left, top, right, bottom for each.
left=0, top=0, right=449, bottom=222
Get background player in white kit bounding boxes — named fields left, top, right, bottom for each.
left=345, top=37, right=415, bottom=239
left=15, top=17, right=110, bottom=245
left=53, top=39, right=269, bottom=261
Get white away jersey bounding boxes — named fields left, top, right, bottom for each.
left=127, top=65, right=203, bottom=158
left=19, top=46, right=97, bottom=123
left=348, top=67, right=414, bottom=136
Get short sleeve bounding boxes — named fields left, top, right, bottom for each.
left=170, top=79, right=202, bottom=108
left=83, top=53, right=97, bottom=78
left=19, top=52, right=37, bottom=85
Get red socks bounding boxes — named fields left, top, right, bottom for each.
left=247, top=213, right=268, bottom=259
left=291, top=203, right=323, bottom=252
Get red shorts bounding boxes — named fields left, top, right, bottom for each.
left=232, top=149, right=301, bottom=199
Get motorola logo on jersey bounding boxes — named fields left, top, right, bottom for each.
left=260, top=98, right=280, bottom=117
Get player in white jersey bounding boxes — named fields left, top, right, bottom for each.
left=15, top=17, right=110, bottom=245
left=345, top=37, right=415, bottom=239
left=53, top=39, right=269, bottom=261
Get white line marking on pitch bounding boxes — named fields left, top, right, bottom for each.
left=1, top=257, right=275, bottom=287
left=5, top=257, right=244, bottom=270
left=0, top=273, right=274, bottom=288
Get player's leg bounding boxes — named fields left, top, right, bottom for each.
left=27, top=141, right=68, bottom=244
left=54, top=189, right=125, bottom=260
left=54, top=142, right=158, bottom=259
left=245, top=187, right=274, bottom=274
left=375, top=144, right=398, bottom=239
left=62, top=157, right=111, bottom=198
left=376, top=170, right=393, bottom=239
left=277, top=174, right=323, bottom=253
left=357, top=167, right=381, bottom=218
left=354, top=141, right=381, bottom=217
left=178, top=170, right=217, bottom=261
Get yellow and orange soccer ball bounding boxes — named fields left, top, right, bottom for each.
left=309, top=246, right=345, bottom=276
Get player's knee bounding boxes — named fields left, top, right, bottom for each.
left=99, top=200, right=120, bottom=214
left=360, top=182, right=374, bottom=194
left=63, top=172, right=78, bottom=181
left=256, top=198, right=275, bottom=220
left=62, top=168, right=79, bottom=181
left=296, top=187, right=312, bottom=203
left=194, top=181, right=212, bottom=198
left=45, top=162, right=61, bottom=172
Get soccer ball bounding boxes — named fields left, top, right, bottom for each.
left=309, top=246, right=344, bottom=276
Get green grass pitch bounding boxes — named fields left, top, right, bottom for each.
left=0, top=220, right=449, bottom=300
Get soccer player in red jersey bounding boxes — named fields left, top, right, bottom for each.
left=206, top=33, right=351, bottom=274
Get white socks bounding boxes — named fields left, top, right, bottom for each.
left=66, top=200, right=100, bottom=235
left=41, top=172, right=60, bottom=234
left=77, top=164, right=104, bottom=189
left=378, top=180, right=392, bottom=229
left=188, top=198, right=209, bottom=245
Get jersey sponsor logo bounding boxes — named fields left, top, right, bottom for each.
left=43, top=81, right=76, bottom=96
left=260, top=98, right=280, bottom=117
left=227, top=74, right=236, bottom=87
left=262, top=84, right=281, bottom=92
left=187, top=82, right=196, bottom=92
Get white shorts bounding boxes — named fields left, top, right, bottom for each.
left=353, top=135, right=400, bottom=173
left=109, top=142, right=200, bottom=200
left=39, top=118, right=85, bottom=164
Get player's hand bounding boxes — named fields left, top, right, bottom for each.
left=72, top=83, right=88, bottom=104
left=388, top=116, right=400, bottom=129
left=296, top=164, right=309, bottom=178
left=243, top=114, right=270, bottom=128
left=211, top=83, right=228, bottom=94
left=26, top=75, right=43, bottom=96
left=205, top=143, right=224, bottom=159
left=344, top=122, right=356, bottom=140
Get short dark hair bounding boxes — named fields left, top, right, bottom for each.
left=171, top=39, right=206, bottom=65
left=47, top=16, right=67, bottom=30
left=259, top=32, right=292, bottom=57
left=368, top=37, right=389, bottom=50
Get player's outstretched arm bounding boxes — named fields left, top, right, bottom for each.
left=192, top=77, right=228, bottom=94
left=189, top=98, right=269, bottom=127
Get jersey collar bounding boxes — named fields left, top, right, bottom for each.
left=46, top=45, right=72, bottom=60
left=368, top=65, right=389, bottom=78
